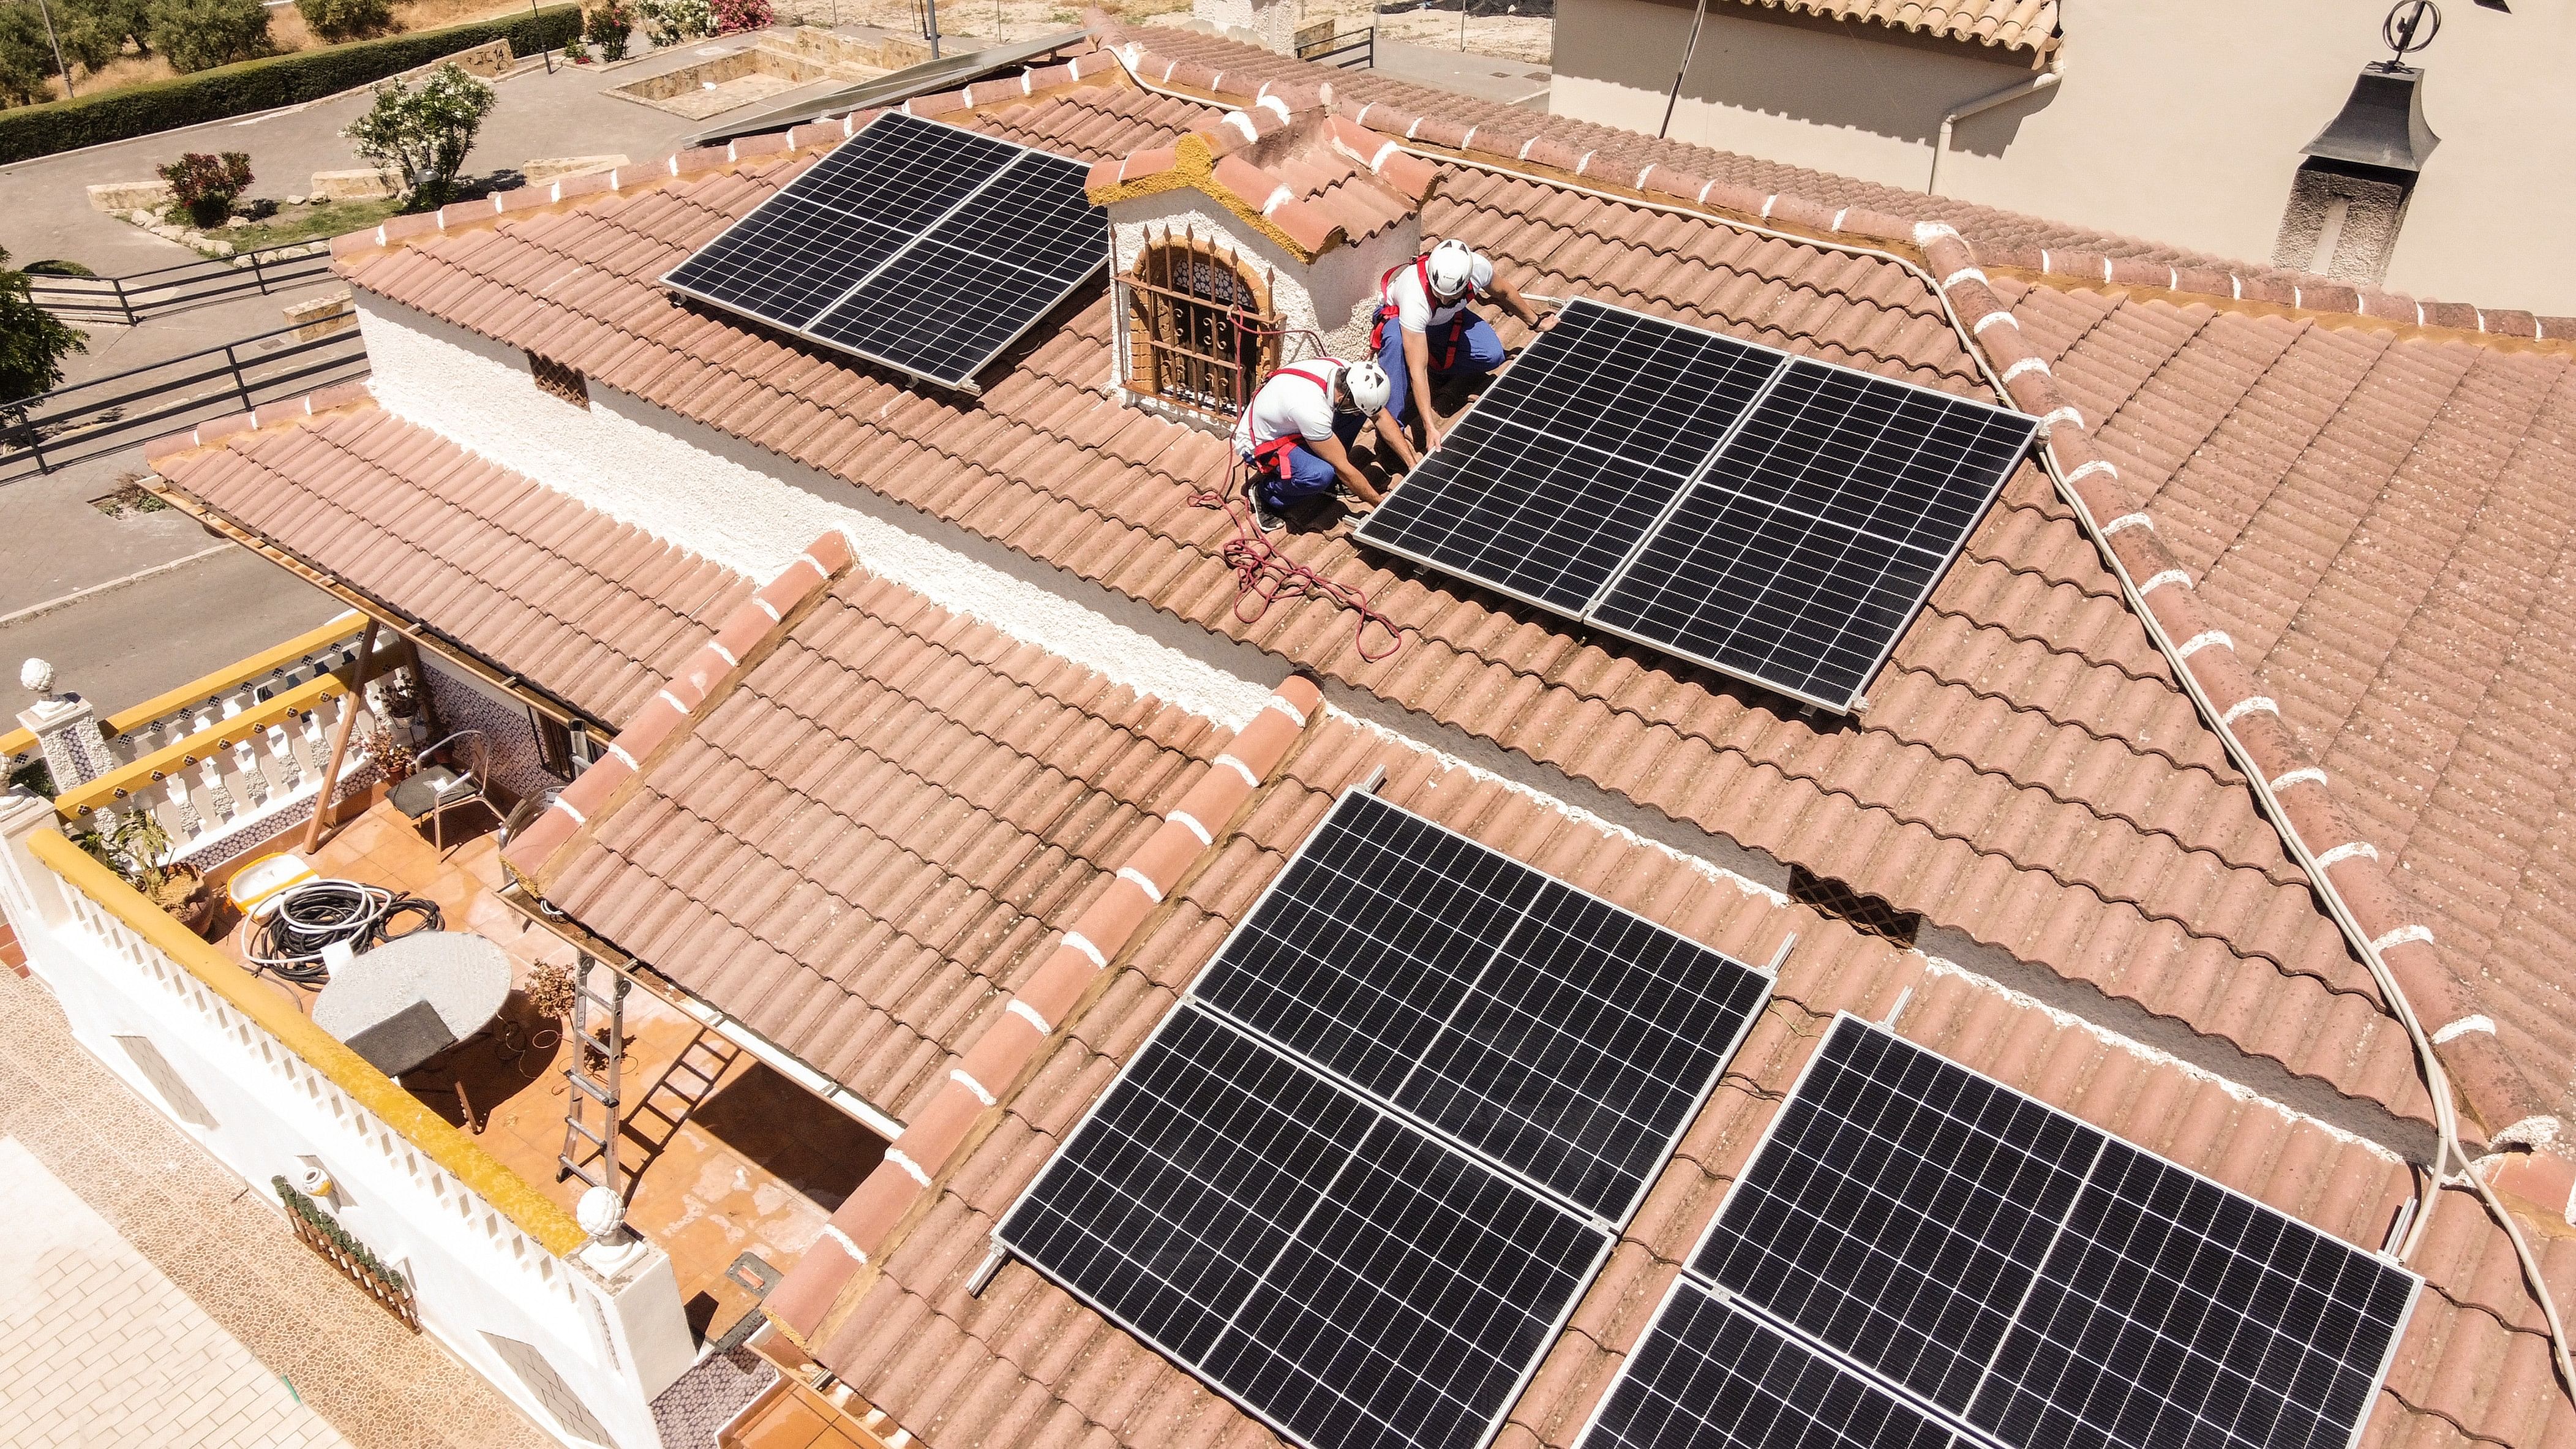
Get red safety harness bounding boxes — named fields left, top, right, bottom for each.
left=1247, top=363, right=1338, bottom=481
left=1369, top=255, right=1471, bottom=369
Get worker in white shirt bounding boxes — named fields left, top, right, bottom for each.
left=1234, top=357, right=1395, bottom=533
left=1370, top=237, right=1555, bottom=457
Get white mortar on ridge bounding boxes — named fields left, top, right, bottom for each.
left=358, top=297, right=1277, bottom=731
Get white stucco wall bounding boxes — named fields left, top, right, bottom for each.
left=1549, top=0, right=2576, bottom=312
left=1107, top=195, right=1422, bottom=366
left=358, top=297, right=1279, bottom=731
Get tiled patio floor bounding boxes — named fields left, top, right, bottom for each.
left=214, top=800, right=874, bottom=1346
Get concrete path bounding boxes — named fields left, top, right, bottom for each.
left=0, top=1138, right=353, bottom=1449
left=0, top=969, right=555, bottom=1449
left=1369, top=37, right=1551, bottom=108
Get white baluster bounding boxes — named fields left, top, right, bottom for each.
left=266, top=723, right=303, bottom=792
left=229, top=737, right=266, bottom=808
left=197, top=756, right=234, bottom=822
left=163, top=773, right=205, bottom=841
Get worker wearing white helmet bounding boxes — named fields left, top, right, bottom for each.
left=1370, top=237, right=1556, bottom=458
left=1234, top=357, right=1394, bottom=533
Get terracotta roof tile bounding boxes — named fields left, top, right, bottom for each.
left=151, top=402, right=748, bottom=725
left=281, top=46, right=2576, bottom=1446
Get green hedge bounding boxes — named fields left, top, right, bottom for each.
left=0, top=6, right=581, bottom=165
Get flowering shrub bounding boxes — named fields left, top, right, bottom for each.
left=710, top=0, right=769, bottom=34
left=634, top=0, right=710, bottom=47
left=584, top=0, right=633, bottom=59
left=156, top=149, right=253, bottom=227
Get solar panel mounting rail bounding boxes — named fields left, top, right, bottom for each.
left=661, top=110, right=1108, bottom=393
left=991, top=787, right=1780, bottom=1449
left=1354, top=298, right=2040, bottom=715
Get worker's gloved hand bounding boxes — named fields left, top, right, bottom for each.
left=1533, top=310, right=1559, bottom=332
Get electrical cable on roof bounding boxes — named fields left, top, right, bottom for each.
left=1094, top=43, right=2576, bottom=1406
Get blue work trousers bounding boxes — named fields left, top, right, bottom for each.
left=1377, top=315, right=1507, bottom=424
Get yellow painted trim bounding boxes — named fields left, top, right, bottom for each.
left=1, top=613, right=365, bottom=762
left=1087, top=133, right=1337, bottom=263
left=54, top=674, right=351, bottom=818
left=28, top=828, right=588, bottom=1257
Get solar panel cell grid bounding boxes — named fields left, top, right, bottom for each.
left=1354, top=304, right=1783, bottom=614
left=1692, top=1020, right=2098, bottom=1410
left=661, top=113, right=1107, bottom=390
left=994, top=1007, right=1370, bottom=1361
left=1968, top=1140, right=2420, bottom=1449
left=1399, top=879, right=1776, bottom=1219
left=1210, top=1116, right=1610, bottom=1449
left=1588, top=359, right=2041, bottom=709
left=1352, top=298, right=2037, bottom=712
left=1584, top=1281, right=1959, bottom=1449
left=1000, top=791, right=1777, bottom=1449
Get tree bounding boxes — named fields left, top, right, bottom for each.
left=1, top=246, right=87, bottom=410
left=70, top=0, right=155, bottom=59
left=0, top=6, right=59, bottom=105
left=146, top=0, right=270, bottom=72
left=294, top=0, right=391, bottom=42
left=342, top=62, right=495, bottom=210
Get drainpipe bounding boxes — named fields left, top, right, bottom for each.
left=1929, top=59, right=2059, bottom=195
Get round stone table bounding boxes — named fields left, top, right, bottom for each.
left=312, top=931, right=513, bottom=1077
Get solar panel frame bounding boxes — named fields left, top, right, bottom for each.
left=1190, top=788, right=1778, bottom=1225
left=1352, top=304, right=1792, bottom=616
left=1656, top=1014, right=2423, bottom=1449
left=991, top=786, right=1779, bottom=1449
left=659, top=111, right=1108, bottom=393
left=993, top=999, right=1621, bottom=1449
left=1351, top=296, right=2038, bottom=715
left=1584, top=358, right=2042, bottom=715
left=1574, top=1276, right=1964, bottom=1449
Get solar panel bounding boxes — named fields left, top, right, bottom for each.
left=1581, top=1278, right=1959, bottom=1449
left=1195, top=790, right=1773, bottom=1221
left=997, top=789, right=1776, bottom=1449
left=1351, top=298, right=2038, bottom=713
left=1600, top=1015, right=2422, bottom=1449
left=1356, top=305, right=1782, bottom=613
left=662, top=111, right=1108, bottom=391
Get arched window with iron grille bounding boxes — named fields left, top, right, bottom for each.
left=1122, top=230, right=1280, bottom=420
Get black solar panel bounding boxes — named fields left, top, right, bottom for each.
left=1351, top=298, right=2037, bottom=713
left=1583, top=1279, right=1958, bottom=1449
left=1589, top=359, right=2040, bottom=711
left=1611, top=1015, right=2422, bottom=1449
left=1691, top=1014, right=2097, bottom=1411
left=1196, top=791, right=1773, bottom=1221
left=1971, top=1139, right=2420, bottom=1449
left=1002, top=1004, right=1611, bottom=1449
left=997, top=789, right=1776, bottom=1449
left=1356, top=305, right=1781, bottom=613
left=661, top=111, right=1107, bottom=390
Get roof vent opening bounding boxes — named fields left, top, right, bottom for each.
left=1787, top=865, right=1923, bottom=948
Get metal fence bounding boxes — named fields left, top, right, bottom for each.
left=2, top=323, right=369, bottom=484
left=26, top=242, right=337, bottom=326
left=1296, top=24, right=1377, bottom=67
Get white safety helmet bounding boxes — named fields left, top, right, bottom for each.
left=1342, top=358, right=1392, bottom=416
left=1426, top=238, right=1478, bottom=301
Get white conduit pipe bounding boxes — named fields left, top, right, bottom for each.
left=1095, top=45, right=2576, bottom=1401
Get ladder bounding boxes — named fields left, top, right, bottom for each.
left=557, top=955, right=630, bottom=1194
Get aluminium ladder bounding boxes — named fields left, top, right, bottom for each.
left=557, top=955, right=631, bottom=1194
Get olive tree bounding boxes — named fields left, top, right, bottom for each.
left=342, top=62, right=497, bottom=211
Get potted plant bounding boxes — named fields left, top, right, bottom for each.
left=358, top=721, right=416, bottom=783
left=73, top=811, right=214, bottom=933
